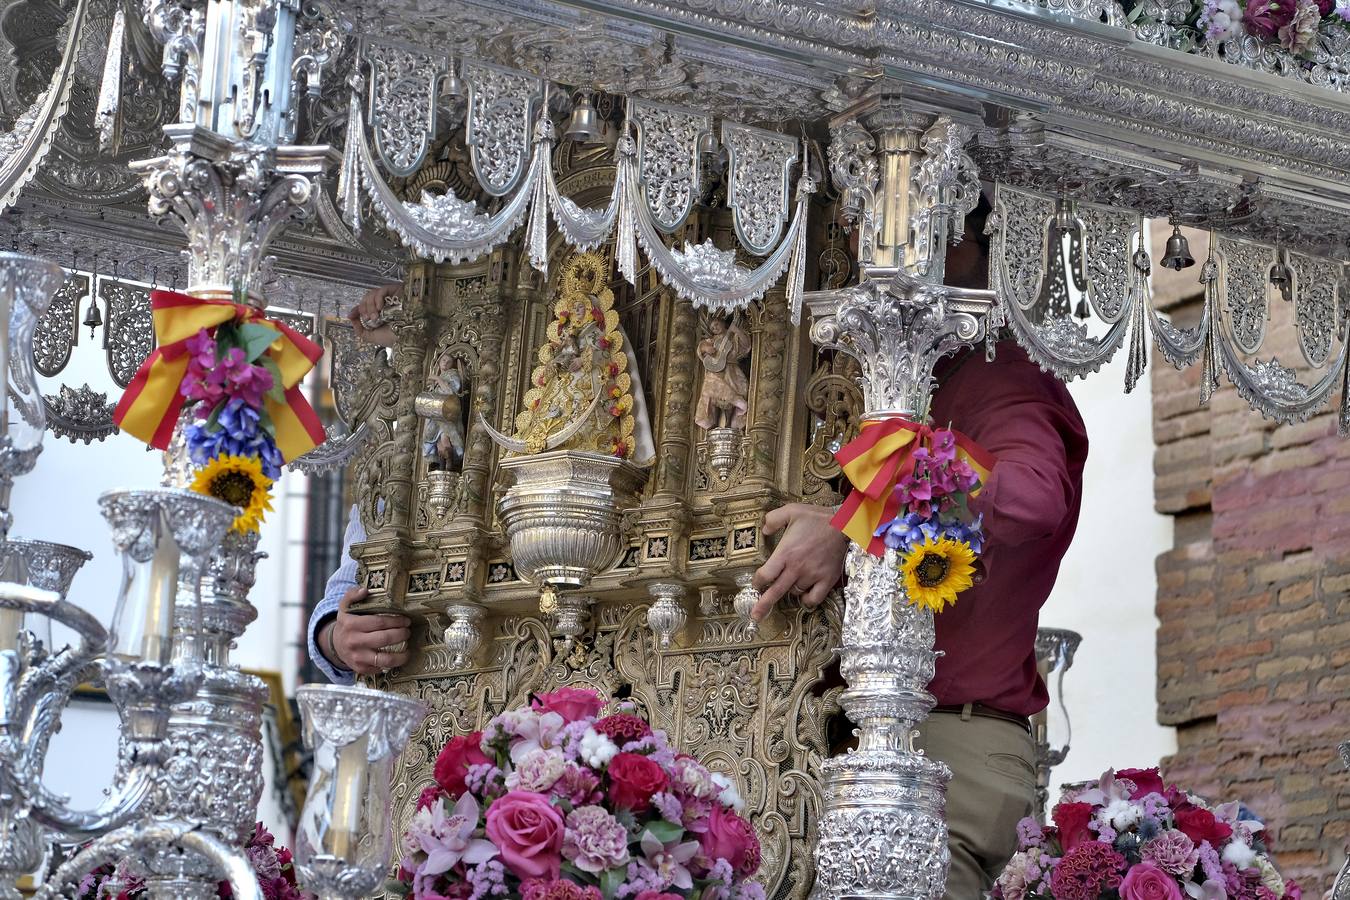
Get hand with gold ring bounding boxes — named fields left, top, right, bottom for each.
left=317, top=587, right=412, bottom=676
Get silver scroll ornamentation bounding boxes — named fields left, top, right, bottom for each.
left=464, top=61, right=543, bottom=197
left=1289, top=250, right=1341, bottom=369
left=99, top=278, right=154, bottom=389
left=1216, top=236, right=1274, bottom=355
left=33, top=272, right=89, bottom=378
left=630, top=99, right=711, bottom=233
left=363, top=40, right=445, bottom=178
left=723, top=121, right=799, bottom=256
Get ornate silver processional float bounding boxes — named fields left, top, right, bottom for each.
left=0, top=0, right=1348, bottom=898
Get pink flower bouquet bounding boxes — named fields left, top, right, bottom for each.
left=994, top=768, right=1301, bottom=900
left=390, top=687, right=764, bottom=900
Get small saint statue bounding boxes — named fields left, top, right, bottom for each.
left=422, top=356, right=468, bottom=471
left=695, top=315, right=752, bottom=432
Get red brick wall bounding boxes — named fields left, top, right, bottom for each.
left=1151, top=237, right=1350, bottom=894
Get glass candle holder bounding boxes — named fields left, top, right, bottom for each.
left=1033, top=627, right=1082, bottom=821
left=99, top=489, right=235, bottom=665
left=294, top=684, right=426, bottom=900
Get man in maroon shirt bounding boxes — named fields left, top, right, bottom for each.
left=751, top=209, right=1089, bottom=899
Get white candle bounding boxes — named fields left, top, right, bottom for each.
left=141, top=515, right=179, bottom=664
left=0, top=607, right=20, bottom=653
left=329, top=734, right=369, bottom=860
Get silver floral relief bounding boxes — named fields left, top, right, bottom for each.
left=992, top=184, right=1055, bottom=311
left=1288, top=250, right=1340, bottom=368
left=723, top=121, right=798, bottom=256
left=33, top=271, right=88, bottom=377
left=1027, top=0, right=1125, bottom=22
left=631, top=99, right=710, bottom=233
left=99, top=277, right=153, bottom=389
left=463, top=61, right=542, bottom=197
left=363, top=40, right=446, bottom=178
left=1081, top=204, right=1139, bottom=324
left=1216, top=236, right=1274, bottom=355
left=827, top=120, right=879, bottom=267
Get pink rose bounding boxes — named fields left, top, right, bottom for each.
left=434, top=732, right=492, bottom=798
left=484, top=791, right=565, bottom=881
left=698, top=805, right=761, bottom=877
left=531, top=687, right=604, bottom=723
left=607, top=752, right=669, bottom=813
left=1120, top=863, right=1183, bottom=900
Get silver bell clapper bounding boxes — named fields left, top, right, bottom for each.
left=294, top=684, right=426, bottom=900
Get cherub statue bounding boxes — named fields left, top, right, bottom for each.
left=422, top=355, right=468, bottom=471
left=695, top=314, right=752, bottom=431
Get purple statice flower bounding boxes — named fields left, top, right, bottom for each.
left=1017, top=817, right=1046, bottom=849
left=464, top=763, right=503, bottom=800
left=1338, top=0, right=1350, bottom=21
left=651, top=791, right=684, bottom=826
left=562, top=806, right=631, bottom=874
left=466, top=859, right=509, bottom=900
left=1198, top=840, right=1225, bottom=884
left=614, top=859, right=668, bottom=899
left=621, top=736, right=675, bottom=768
left=730, top=883, right=766, bottom=900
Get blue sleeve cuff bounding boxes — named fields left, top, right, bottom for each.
left=308, top=592, right=355, bottom=685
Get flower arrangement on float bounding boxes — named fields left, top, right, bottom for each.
left=76, top=822, right=311, bottom=900
left=993, top=768, right=1302, bottom=900
left=111, top=287, right=326, bottom=533
left=1125, top=0, right=1350, bottom=57
left=389, top=687, right=763, bottom=900
left=831, top=421, right=993, bottom=612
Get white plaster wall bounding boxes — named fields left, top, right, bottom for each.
left=1042, top=345, right=1178, bottom=788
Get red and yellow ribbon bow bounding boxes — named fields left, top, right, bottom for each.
left=829, top=418, right=997, bottom=556
left=113, top=290, right=326, bottom=461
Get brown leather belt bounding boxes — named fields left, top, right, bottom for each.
left=932, top=702, right=1032, bottom=735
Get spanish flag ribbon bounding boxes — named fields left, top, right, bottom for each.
left=829, top=418, right=997, bottom=556
left=112, top=290, right=326, bottom=462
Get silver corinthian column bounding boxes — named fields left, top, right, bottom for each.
left=805, top=97, right=994, bottom=899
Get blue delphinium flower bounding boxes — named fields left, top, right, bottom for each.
left=185, top=413, right=283, bottom=479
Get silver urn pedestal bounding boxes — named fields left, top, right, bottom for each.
left=496, top=449, right=645, bottom=598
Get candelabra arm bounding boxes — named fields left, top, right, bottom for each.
left=35, top=822, right=263, bottom=900
left=26, top=761, right=155, bottom=838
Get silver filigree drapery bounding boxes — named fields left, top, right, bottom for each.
left=363, top=40, right=446, bottom=178
left=991, top=182, right=1350, bottom=428
left=0, top=0, right=90, bottom=214
left=344, top=60, right=813, bottom=316
left=723, top=121, right=800, bottom=256
left=464, top=61, right=543, bottom=197
left=630, top=99, right=711, bottom=234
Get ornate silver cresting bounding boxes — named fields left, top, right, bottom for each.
left=1032, top=627, right=1082, bottom=822
left=805, top=98, right=994, bottom=900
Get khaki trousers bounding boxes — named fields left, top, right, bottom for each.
left=915, top=708, right=1037, bottom=900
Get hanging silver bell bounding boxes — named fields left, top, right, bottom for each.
left=82, top=299, right=102, bottom=339
left=565, top=89, right=603, bottom=144
left=440, top=61, right=465, bottom=101
left=1160, top=224, right=1195, bottom=271
left=1269, top=248, right=1294, bottom=303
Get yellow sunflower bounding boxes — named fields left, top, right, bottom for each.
left=190, top=454, right=274, bottom=534
left=899, top=537, right=977, bottom=613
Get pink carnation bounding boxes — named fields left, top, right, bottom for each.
left=1141, top=829, right=1198, bottom=877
